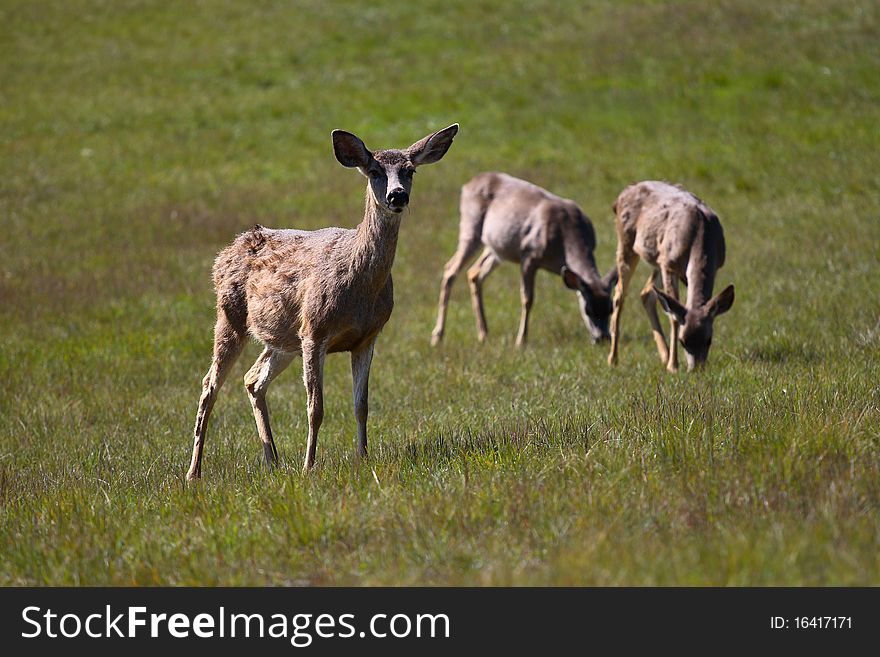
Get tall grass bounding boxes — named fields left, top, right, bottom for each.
left=0, top=0, right=878, bottom=584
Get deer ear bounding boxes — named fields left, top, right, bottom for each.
left=602, top=265, right=619, bottom=294
left=561, top=266, right=584, bottom=291
left=406, top=124, right=458, bottom=166
left=707, top=284, right=735, bottom=317
left=332, top=130, right=372, bottom=169
left=653, top=286, right=687, bottom=323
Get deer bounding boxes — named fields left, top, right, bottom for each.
left=607, top=180, right=735, bottom=373
left=186, top=124, right=459, bottom=480
left=430, top=172, right=618, bottom=348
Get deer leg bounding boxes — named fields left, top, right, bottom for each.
left=661, top=269, right=681, bottom=373
left=608, top=252, right=639, bottom=366
left=301, top=336, right=327, bottom=473
left=244, top=347, right=295, bottom=470
left=351, top=338, right=376, bottom=459
left=432, top=237, right=482, bottom=345
left=187, top=314, right=245, bottom=480
left=640, top=270, right=669, bottom=364
left=515, top=259, right=538, bottom=347
left=467, top=248, right=500, bottom=343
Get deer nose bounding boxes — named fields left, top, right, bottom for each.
left=387, top=188, right=408, bottom=209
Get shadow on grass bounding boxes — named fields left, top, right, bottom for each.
left=745, top=341, right=819, bottom=365
left=397, top=416, right=600, bottom=468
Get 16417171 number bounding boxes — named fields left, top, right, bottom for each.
left=795, top=617, right=852, bottom=629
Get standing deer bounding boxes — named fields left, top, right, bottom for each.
left=186, top=124, right=459, bottom=479
left=431, top=172, right=618, bottom=347
left=607, top=180, right=735, bottom=372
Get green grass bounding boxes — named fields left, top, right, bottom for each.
left=1, top=0, right=878, bottom=585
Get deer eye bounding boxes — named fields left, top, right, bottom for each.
left=369, top=169, right=382, bottom=179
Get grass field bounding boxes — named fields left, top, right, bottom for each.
left=1, top=0, right=878, bottom=585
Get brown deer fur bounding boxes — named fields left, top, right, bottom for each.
left=186, top=124, right=459, bottom=479
left=431, top=172, right=617, bottom=348
left=607, top=180, right=734, bottom=372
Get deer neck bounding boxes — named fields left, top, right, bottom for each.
left=685, top=224, right=718, bottom=310
left=563, top=239, right=603, bottom=293
left=350, top=190, right=402, bottom=293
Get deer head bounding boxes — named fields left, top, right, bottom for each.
left=653, top=284, right=735, bottom=370
left=561, top=265, right=618, bottom=343
left=332, top=124, right=459, bottom=215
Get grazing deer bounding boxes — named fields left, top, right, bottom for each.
left=431, top=172, right=618, bottom=347
left=186, top=124, right=459, bottom=479
left=607, top=180, right=734, bottom=372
